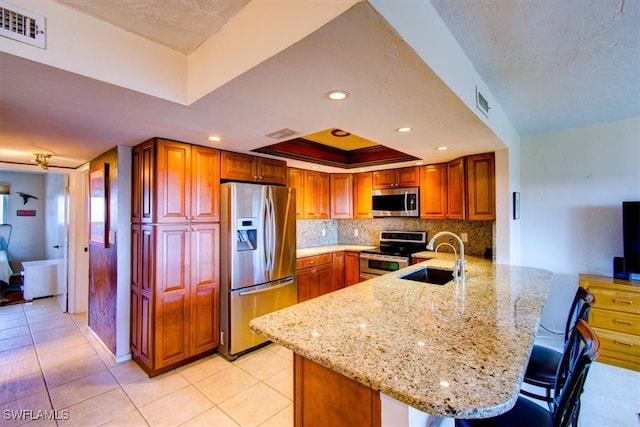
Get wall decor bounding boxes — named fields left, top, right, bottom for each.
left=513, top=191, right=521, bottom=220
left=89, top=163, right=109, bottom=247
left=17, top=210, right=36, bottom=216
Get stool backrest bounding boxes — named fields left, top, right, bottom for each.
left=552, top=319, right=600, bottom=427
left=563, top=287, right=594, bottom=342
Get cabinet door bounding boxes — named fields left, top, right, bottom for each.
left=372, top=170, right=396, bottom=189
left=420, top=164, right=448, bottom=220
left=332, top=251, right=345, bottom=291
left=297, top=268, right=313, bottom=303
left=447, top=157, right=466, bottom=220
left=353, top=172, right=373, bottom=219
left=313, top=263, right=334, bottom=299
left=304, top=171, right=329, bottom=219
left=257, top=158, right=288, bottom=185
left=130, top=225, right=142, bottom=358
left=190, top=223, right=220, bottom=354
left=156, top=139, right=191, bottom=223
left=345, top=252, right=360, bottom=286
left=288, top=168, right=304, bottom=220
left=191, top=146, right=220, bottom=222
left=466, top=153, right=495, bottom=220
left=396, top=166, right=420, bottom=187
left=330, top=174, right=353, bottom=219
left=132, top=140, right=154, bottom=224
left=220, top=151, right=256, bottom=182
left=154, top=224, right=190, bottom=368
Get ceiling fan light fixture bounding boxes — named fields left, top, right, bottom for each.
left=326, top=90, right=349, bottom=101
left=34, top=153, right=51, bottom=170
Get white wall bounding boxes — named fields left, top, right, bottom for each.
left=0, top=171, right=46, bottom=266
left=521, top=117, right=640, bottom=331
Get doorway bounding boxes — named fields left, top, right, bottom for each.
left=0, top=164, right=89, bottom=313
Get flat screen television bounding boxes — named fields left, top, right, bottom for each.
left=623, top=201, right=640, bottom=274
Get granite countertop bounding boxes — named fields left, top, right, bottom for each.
left=296, top=244, right=376, bottom=258
left=250, top=254, right=553, bottom=419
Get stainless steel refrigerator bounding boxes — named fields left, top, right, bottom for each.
left=219, top=182, right=297, bottom=360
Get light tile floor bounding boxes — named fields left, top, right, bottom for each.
left=1, top=297, right=639, bottom=426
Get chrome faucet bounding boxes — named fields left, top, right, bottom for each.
left=426, top=231, right=466, bottom=280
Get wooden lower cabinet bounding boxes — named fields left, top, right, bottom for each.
left=297, top=254, right=334, bottom=303
left=131, top=223, right=220, bottom=376
left=580, top=274, right=640, bottom=371
left=295, top=354, right=381, bottom=427
left=345, top=251, right=360, bottom=286
left=332, top=251, right=345, bottom=291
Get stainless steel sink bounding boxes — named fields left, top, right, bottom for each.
left=399, top=267, right=454, bottom=285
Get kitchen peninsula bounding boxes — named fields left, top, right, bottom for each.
left=250, top=254, right=553, bottom=426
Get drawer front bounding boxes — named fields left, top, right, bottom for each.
left=589, top=287, right=640, bottom=315
left=592, top=327, right=640, bottom=358
left=590, top=307, right=640, bottom=335
left=297, top=253, right=333, bottom=269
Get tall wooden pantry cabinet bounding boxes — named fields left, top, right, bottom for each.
left=131, top=138, right=221, bottom=376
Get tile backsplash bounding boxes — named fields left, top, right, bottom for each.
left=296, top=218, right=494, bottom=258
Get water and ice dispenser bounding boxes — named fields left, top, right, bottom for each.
left=236, top=218, right=257, bottom=251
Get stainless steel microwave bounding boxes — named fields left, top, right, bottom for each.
left=371, top=187, right=419, bottom=217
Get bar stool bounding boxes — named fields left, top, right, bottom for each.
left=455, top=319, right=600, bottom=427
left=520, top=286, right=594, bottom=408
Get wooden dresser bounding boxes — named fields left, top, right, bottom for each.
left=579, top=274, right=640, bottom=371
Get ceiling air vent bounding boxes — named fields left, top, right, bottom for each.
left=0, top=1, right=46, bottom=48
left=266, top=128, right=297, bottom=139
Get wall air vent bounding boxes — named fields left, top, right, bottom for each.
left=0, top=1, right=46, bottom=48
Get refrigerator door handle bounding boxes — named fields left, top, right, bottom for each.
left=239, top=279, right=294, bottom=296
left=269, top=193, right=276, bottom=272
left=263, top=191, right=271, bottom=273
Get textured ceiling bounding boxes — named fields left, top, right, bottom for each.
left=430, top=0, right=640, bottom=136
left=55, top=0, right=251, bottom=54
left=1, top=0, right=638, bottom=170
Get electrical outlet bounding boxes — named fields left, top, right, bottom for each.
left=461, top=233, right=468, bottom=242
left=321, top=229, right=326, bottom=237
left=354, top=229, right=359, bottom=237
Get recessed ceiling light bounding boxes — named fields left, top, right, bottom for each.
left=396, top=127, right=413, bottom=133
left=416, top=161, right=424, bottom=166
left=311, top=165, right=319, bottom=169
left=326, top=90, right=349, bottom=101
left=208, top=136, right=221, bottom=142
left=436, top=146, right=449, bottom=151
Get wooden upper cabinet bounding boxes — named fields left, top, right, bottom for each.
left=330, top=174, right=353, bottom=219
left=303, top=170, right=329, bottom=219
left=220, top=151, right=287, bottom=185
left=372, top=166, right=419, bottom=189
left=445, top=153, right=495, bottom=221
left=156, top=139, right=191, bottom=223
left=191, top=145, right=220, bottom=222
left=289, top=167, right=329, bottom=219
left=132, top=138, right=220, bottom=224
left=288, top=168, right=304, bottom=220
left=257, top=157, right=288, bottom=185
left=132, top=140, right=154, bottom=224
left=353, top=172, right=373, bottom=219
left=447, top=157, right=466, bottom=220
left=419, top=163, right=448, bottom=220
left=466, top=153, right=495, bottom=220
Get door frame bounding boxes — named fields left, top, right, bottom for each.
left=0, top=162, right=89, bottom=313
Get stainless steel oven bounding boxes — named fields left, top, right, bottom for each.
left=359, top=231, right=427, bottom=281
left=360, top=252, right=410, bottom=280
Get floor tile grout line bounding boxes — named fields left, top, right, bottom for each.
left=22, top=301, right=60, bottom=426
